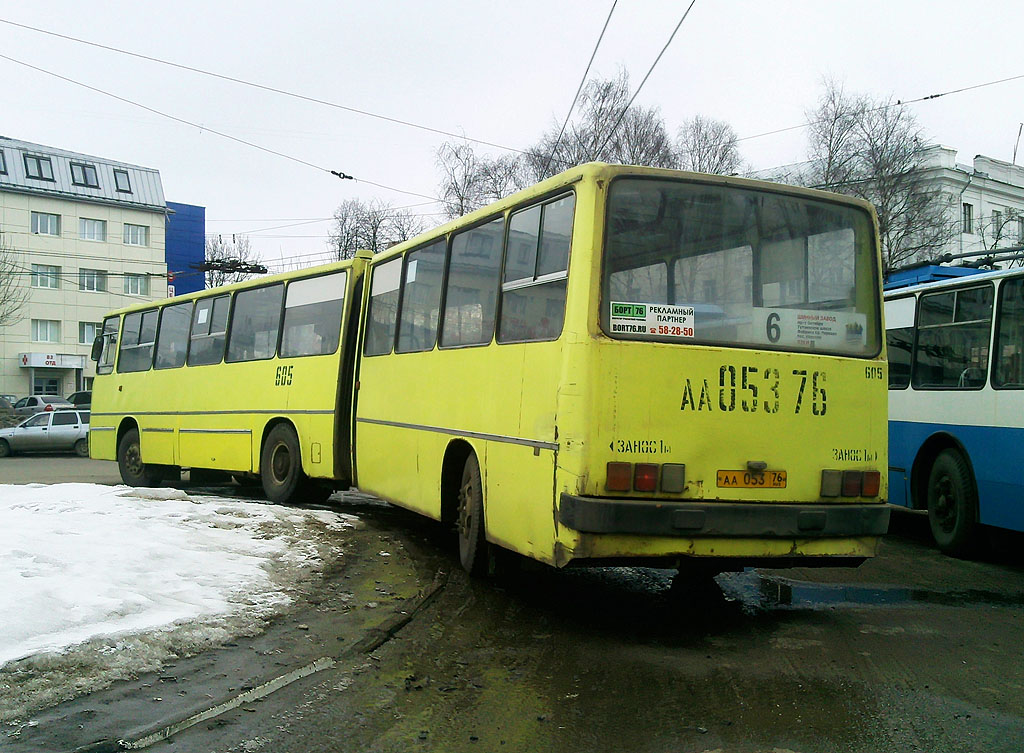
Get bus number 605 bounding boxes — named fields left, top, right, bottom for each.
left=275, top=365, right=293, bottom=386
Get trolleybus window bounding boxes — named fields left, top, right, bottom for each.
left=396, top=241, right=445, bottom=353
left=912, top=284, right=992, bottom=389
left=96, top=317, right=119, bottom=375
left=118, top=309, right=158, bottom=373
left=994, top=276, right=1024, bottom=388
left=154, top=301, right=193, bottom=370
left=441, top=216, right=505, bottom=347
left=280, top=272, right=347, bottom=358
left=227, top=284, right=284, bottom=362
left=602, top=179, right=880, bottom=356
left=365, top=258, right=401, bottom=356
left=188, top=294, right=229, bottom=366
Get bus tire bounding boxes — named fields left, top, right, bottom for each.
left=117, top=428, right=162, bottom=487
left=74, top=438, right=89, bottom=458
left=0, top=439, right=10, bottom=458
left=926, top=449, right=979, bottom=556
left=261, top=424, right=305, bottom=504
left=457, top=453, right=487, bottom=575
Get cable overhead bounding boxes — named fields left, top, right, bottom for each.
left=542, top=0, right=618, bottom=174
left=0, top=17, right=531, bottom=158
left=593, top=0, right=698, bottom=158
left=0, top=52, right=443, bottom=202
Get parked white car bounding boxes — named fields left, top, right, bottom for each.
left=12, top=395, right=74, bottom=418
left=0, top=410, right=90, bottom=457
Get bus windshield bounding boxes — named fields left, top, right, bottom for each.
left=602, top=178, right=881, bottom=357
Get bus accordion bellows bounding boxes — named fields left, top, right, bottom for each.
left=885, top=265, right=1024, bottom=555
left=91, top=162, right=890, bottom=574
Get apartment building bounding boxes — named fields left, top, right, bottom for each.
left=0, top=136, right=170, bottom=398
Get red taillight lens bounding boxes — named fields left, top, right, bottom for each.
left=842, top=471, right=863, bottom=497
left=606, top=462, right=631, bottom=492
left=44, top=404, right=54, bottom=411
left=862, top=471, right=881, bottom=497
left=634, top=463, right=659, bottom=492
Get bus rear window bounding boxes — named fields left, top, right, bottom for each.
left=602, top=178, right=881, bottom=357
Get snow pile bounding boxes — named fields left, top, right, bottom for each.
left=0, top=483, right=354, bottom=722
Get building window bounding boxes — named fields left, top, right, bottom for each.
left=24, top=154, right=55, bottom=181
left=31, top=211, right=60, bottom=236
left=1019, top=218, right=1024, bottom=244
left=79, top=218, right=107, bottom=242
left=70, top=162, right=100, bottom=188
left=962, top=203, right=974, bottom=234
left=32, top=319, right=61, bottom=343
left=31, top=264, right=60, bottom=289
left=114, top=169, right=131, bottom=193
left=0, top=150, right=6, bottom=174
left=124, top=273, right=150, bottom=296
left=123, top=223, right=149, bottom=246
left=79, top=268, right=107, bottom=292
left=79, top=321, right=102, bottom=344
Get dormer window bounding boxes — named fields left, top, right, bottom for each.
left=24, top=154, right=54, bottom=181
left=114, top=169, right=131, bottom=193
left=0, top=151, right=7, bottom=175
left=70, top=162, right=100, bottom=188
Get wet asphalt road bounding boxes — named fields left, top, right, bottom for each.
left=3, top=459, right=1024, bottom=753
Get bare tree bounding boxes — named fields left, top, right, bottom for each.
left=676, top=114, right=743, bottom=175
left=0, top=231, right=27, bottom=328
left=523, top=70, right=678, bottom=182
left=977, top=207, right=1023, bottom=252
left=804, top=81, right=957, bottom=271
left=205, top=235, right=258, bottom=287
left=435, top=143, right=526, bottom=220
left=328, top=199, right=425, bottom=258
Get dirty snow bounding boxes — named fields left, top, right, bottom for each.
left=0, top=483, right=354, bottom=721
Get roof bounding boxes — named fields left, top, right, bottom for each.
left=0, top=135, right=165, bottom=212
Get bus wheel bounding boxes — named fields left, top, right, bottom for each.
left=456, top=453, right=487, bottom=575
left=261, top=424, right=304, bottom=504
left=927, top=449, right=979, bottom=556
left=117, top=428, right=161, bottom=487
left=74, top=438, right=89, bottom=458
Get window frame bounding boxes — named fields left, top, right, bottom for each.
left=910, top=282, right=994, bottom=391
left=31, top=211, right=60, bottom=236
left=991, top=275, right=1024, bottom=391
left=187, top=293, right=231, bottom=367
left=395, top=239, right=448, bottom=354
left=31, top=263, right=60, bottom=289
left=279, top=269, right=349, bottom=359
left=78, top=321, right=102, bottom=345
left=225, top=282, right=285, bottom=363
left=96, top=316, right=120, bottom=375
left=78, top=268, right=107, bottom=292
left=154, top=300, right=194, bottom=370
left=79, top=217, right=107, bottom=242
left=113, top=169, right=132, bottom=193
left=117, top=308, right=159, bottom=374
left=123, top=223, right=149, bottom=246
left=70, top=162, right=100, bottom=188
left=0, top=150, right=6, bottom=175
left=24, top=154, right=54, bottom=181
left=31, top=318, right=61, bottom=343
left=123, top=273, right=150, bottom=296
left=438, top=213, right=507, bottom=350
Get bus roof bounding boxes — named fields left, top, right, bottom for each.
left=884, top=265, right=1022, bottom=298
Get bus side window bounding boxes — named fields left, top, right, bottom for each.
left=365, top=258, right=402, bottom=356
left=442, top=216, right=505, bottom=347
left=994, top=277, right=1024, bottom=388
left=886, top=327, right=913, bottom=389
left=118, top=309, right=158, bottom=373
left=227, top=284, right=284, bottom=362
left=913, top=286, right=992, bottom=389
left=154, top=301, right=193, bottom=370
left=189, top=294, right=230, bottom=366
left=281, top=272, right=347, bottom=358
left=96, top=316, right=119, bottom=375
left=498, top=194, right=573, bottom=343
left=397, top=240, right=446, bottom=353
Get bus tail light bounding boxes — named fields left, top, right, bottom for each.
left=842, top=471, right=863, bottom=497
left=634, top=463, right=659, bottom=492
left=862, top=471, right=881, bottom=497
left=820, top=470, right=842, bottom=497
left=44, top=404, right=54, bottom=412
left=661, top=463, right=686, bottom=493
left=606, top=462, right=631, bottom=492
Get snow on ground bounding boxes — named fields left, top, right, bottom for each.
left=0, top=483, right=355, bottom=723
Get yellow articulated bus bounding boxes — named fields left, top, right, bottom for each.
left=92, top=163, right=890, bottom=574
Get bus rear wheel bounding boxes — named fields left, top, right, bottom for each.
left=457, top=453, right=487, bottom=575
left=926, top=449, right=979, bottom=557
left=117, top=428, right=161, bottom=487
left=261, top=424, right=305, bottom=504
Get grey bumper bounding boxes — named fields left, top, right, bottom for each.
left=558, top=493, right=891, bottom=538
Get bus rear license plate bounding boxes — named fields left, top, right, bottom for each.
left=716, top=470, right=787, bottom=488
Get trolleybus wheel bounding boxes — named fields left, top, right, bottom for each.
left=926, top=449, right=979, bottom=556
left=261, top=424, right=305, bottom=504
left=0, top=439, right=10, bottom=458
left=74, top=438, right=89, bottom=458
left=456, top=453, right=487, bottom=575
left=117, top=428, right=161, bottom=487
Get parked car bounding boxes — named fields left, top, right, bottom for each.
left=66, top=390, right=92, bottom=409
left=0, top=396, right=15, bottom=428
left=12, top=395, right=73, bottom=418
left=0, top=394, right=16, bottom=404
left=0, top=409, right=91, bottom=457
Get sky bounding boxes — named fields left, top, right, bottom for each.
left=2, top=1, right=1022, bottom=271
left=0, top=482, right=354, bottom=721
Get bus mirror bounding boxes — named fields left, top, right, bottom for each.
left=90, top=335, right=103, bottom=362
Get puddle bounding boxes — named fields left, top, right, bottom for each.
left=720, top=570, right=1024, bottom=611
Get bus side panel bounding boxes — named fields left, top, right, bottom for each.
left=485, top=441, right=558, bottom=564
left=354, top=422, right=432, bottom=516
left=179, top=426, right=252, bottom=472
left=300, top=414, right=337, bottom=480
left=90, top=427, right=117, bottom=460
left=887, top=418, right=916, bottom=508
left=141, top=426, right=176, bottom=465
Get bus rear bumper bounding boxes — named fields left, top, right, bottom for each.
left=558, top=494, right=891, bottom=538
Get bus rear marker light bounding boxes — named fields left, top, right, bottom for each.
left=661, top=463, right=686, bottom=493
left=633, top=463, right=659, bottom=492
left=820, top=470, right=842, bottom=497
left=606, top=462, right=631, bottom=492
left=862, top=470, right=880, bottom=497
left=842, top=471, right=863, bottom=497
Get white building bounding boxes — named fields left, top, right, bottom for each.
left=0, top=136, right=168, bottom=398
